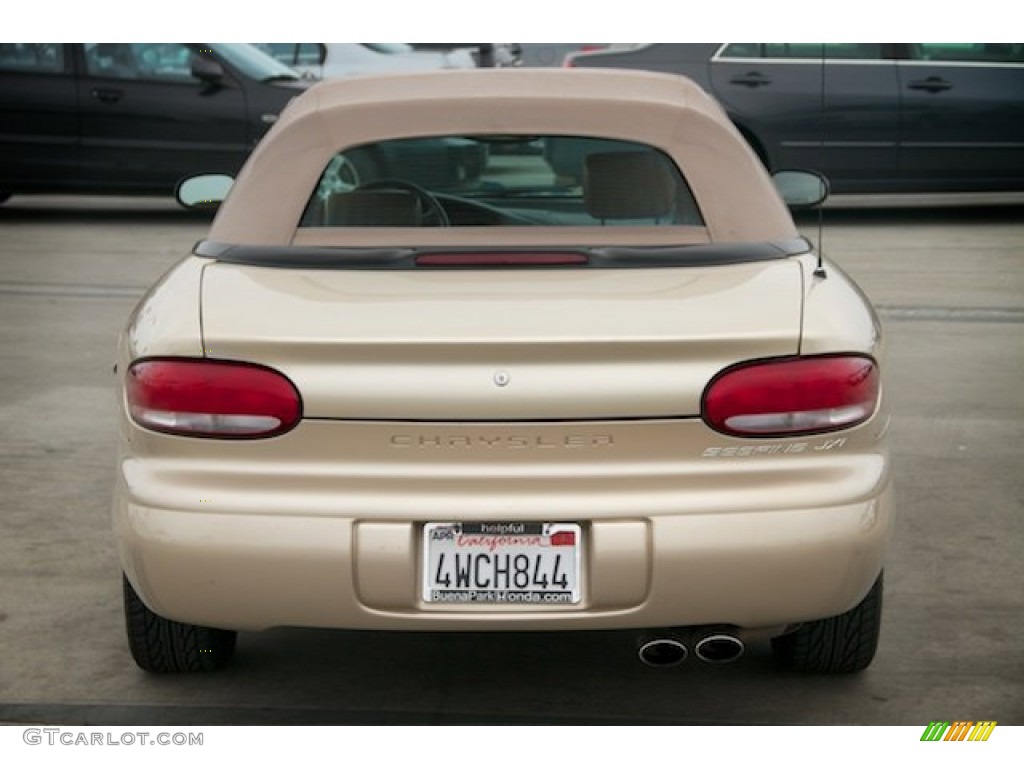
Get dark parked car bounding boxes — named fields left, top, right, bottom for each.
left=0, top=43, right=486, bottom=204
left=0, top=43, right=306, bottom=201
left=566, top=43, right=1024, bottom=193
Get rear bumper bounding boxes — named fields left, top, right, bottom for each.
left=115, top=415, right=892, bottom=632
left=115, top=481, right=892, bottom=633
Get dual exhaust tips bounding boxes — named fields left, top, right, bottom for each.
left=638, top=633, right=745, bottom=667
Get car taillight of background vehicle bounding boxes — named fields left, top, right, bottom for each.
left=126, top=359, right=301, bottom=438
left=702, top=355, right=879, bottom=437
left=562, top=44, right=607, bottom=67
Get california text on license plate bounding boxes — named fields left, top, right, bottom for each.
left=423, top=522, right=582, bottom=605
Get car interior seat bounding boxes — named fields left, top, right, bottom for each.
left=583, top=151, right=700, bottom=225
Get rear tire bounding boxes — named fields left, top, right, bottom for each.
left=771, top=572, right=883, bottom=673
left=123, top=574, right=236, bottom=673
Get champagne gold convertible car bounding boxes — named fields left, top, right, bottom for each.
left=113, top=68, right=892, bottom=674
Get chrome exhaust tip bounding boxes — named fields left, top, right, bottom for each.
left=694, top=634, right=745, bottom=663
left=638, top=638, right=688, bottom=667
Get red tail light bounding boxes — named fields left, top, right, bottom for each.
left=702, top=355, right=879, bottom=437
left=126, top=359, right=301, bottom=438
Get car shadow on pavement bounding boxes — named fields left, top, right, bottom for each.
left=17, top=626, right=879, bottom=726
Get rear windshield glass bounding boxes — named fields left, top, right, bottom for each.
left=299, top=135, right=703, bottom=228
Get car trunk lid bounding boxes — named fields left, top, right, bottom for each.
left=200, top=259, right=803, bottom=420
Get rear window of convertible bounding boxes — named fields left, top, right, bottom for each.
left=298, top=135, right=704, bottom=228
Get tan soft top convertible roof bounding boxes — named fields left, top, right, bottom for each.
left=208, top=68, right=798, bottom=247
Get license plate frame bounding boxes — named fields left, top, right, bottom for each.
left=422, top=521, right=582, bottom=605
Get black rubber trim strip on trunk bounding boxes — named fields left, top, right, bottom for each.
left=193, top=239, right=813, bottom=269
left=301, top=414, right=702, bottom=424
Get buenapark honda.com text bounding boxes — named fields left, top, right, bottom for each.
left=23, top=728, right=203, bottom=747
left=430, top=589, right=573, bottom=603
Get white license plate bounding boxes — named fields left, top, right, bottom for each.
left=423, top=522, right=582, bottom=605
